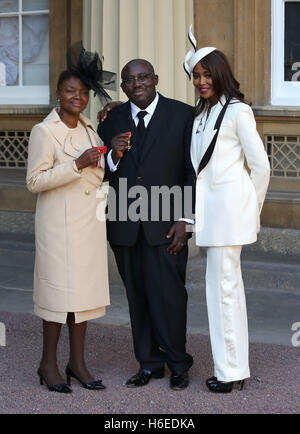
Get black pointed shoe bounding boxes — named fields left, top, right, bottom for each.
left=37, top=368, right=72, bottom=394
left=170, top=371, right=189, bottom=390
left=65, top=365, right=106, bottom=390
left=125, top=367, right=165, bottom=388
left=206, top=378, right=245, bottom=393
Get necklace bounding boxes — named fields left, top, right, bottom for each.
left=196, top=111, right=209, bottom=134
left=196, top=105, right=215, bottom=134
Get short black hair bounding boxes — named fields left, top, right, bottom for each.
left=121, top=59, right=155, bottom=80
left=56, top=70, right=91, bottom=91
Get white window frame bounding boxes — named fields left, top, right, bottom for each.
left=271, top=0, right=300, bottom=106
left=0, top=0, right=49, bottom=105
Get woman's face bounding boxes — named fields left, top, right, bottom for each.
left=192, top=62, right=217, bottom=105
left=57, top=76, right=89, bottom=116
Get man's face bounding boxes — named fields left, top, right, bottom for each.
left=121, top=61, right=158, bottom=109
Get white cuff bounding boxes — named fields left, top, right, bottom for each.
left=107, top=150, right=120, bottom=172
left=179, top=218, right=195, bottom=225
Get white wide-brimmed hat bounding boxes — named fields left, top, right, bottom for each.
left=184, top=25, right=217, bottom=79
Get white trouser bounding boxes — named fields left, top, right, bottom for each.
left=206, top=246, right=250, bottom=382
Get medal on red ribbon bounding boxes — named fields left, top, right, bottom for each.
left=93, top=146, right=107, bottom=166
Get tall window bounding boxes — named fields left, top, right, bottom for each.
left=272, top=0, right=300, bottom=106
left=0, top=0, right=49, bottom=104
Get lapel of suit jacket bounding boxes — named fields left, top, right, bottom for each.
left=139, top=94, right=169, bottom=164
left=199, top=96, right=227, bottom=163
left=191, top=111, right=206, bottom=174
left=43, top=108, right=69, bottom=147
left=43, top=109, right=99, bottom=158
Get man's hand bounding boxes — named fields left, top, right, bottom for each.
left=166, top=221, right=188, bottom=255
left=111, top=133, right=131, bottom=164
left=97, top=101, right=123, bottom=122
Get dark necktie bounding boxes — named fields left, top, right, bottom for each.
left=137, top=111, right=148, bottom=139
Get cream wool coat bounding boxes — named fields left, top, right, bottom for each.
left=26, top=109, right=110, bottom=318
left=191, top=96, right=270, bottom=247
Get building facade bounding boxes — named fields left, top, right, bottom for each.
left=0, top=0, right=299, bottom=232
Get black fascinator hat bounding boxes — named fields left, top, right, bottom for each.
left=67, top=41, right=116, bottom=104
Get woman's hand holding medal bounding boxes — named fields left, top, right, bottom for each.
left=75, top=148, right=100, bottom=170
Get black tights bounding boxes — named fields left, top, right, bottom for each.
left=39, top=313, right=94, bottom=386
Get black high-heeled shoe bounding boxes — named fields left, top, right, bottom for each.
left=37, top=368, right=72, bottom=393
left=206, top=377, right=245, bottom=393
left=65, top=364, right=106, bottom=390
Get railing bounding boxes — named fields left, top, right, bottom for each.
left=0, top=131, right=299, bottom=178
left=266, top=135, right=300, bottom=178
left=0, top=131, right=30, bottom=169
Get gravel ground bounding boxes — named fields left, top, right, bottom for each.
left=0, top=311, right=299, bottom=415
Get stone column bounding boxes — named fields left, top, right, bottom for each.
left=83, top=0, right=120, bottom=125
left=83, top=0, right=195, bottom=121
left=233, top=0, right=271, bottom=105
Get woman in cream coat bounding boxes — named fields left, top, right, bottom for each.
left=184, top=29, right=270, bottom=393
left=27, top=69, right=110, bottom=393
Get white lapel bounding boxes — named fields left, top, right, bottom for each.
left=200, top=96, right=227, bottom=160
left=191, top=96, right=228, bottom=175
left=190, top=111, right=205, bottom=174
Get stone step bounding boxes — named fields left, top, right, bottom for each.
left=0, top=231, right=299, bottom=294
left=0, top=264, right=33, bottom=292
left=186, top=256, right=300, bottom=294
left=0, top=236, right=35, bottom=270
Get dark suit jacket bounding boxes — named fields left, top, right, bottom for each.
left=97, top=93, right=195, bottom=247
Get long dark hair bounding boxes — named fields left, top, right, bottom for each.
left=195, top=50, right=249, bottom=116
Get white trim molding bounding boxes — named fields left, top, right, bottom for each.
left=0, top=1, right=50, bottom=105
left=271, top=0, right=300, bottom=106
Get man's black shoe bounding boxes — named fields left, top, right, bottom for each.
left=125, top=368, right=165, bottom=388
left=170, top=371, right=189, bottom=390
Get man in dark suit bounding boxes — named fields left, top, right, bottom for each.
left=98, top=59, right=194, bottom=390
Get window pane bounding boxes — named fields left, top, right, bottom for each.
left=0, top=17, right=19, bottom=85
left=0, top=0, right=18, bottom=13
left=285, top=1, right=300, bottom=81
left=22, top=0, right=49, bottom=11
left=22, top=15, right=49, bottom=85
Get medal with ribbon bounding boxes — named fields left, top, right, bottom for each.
left=93, top=146, right=107, bottom=166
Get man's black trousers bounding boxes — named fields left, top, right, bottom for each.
left=110, top=226, right=193, bottom=374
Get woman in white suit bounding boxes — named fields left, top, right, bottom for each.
left=184, top=28, right=270, bottom=393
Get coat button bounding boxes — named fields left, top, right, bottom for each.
left=85, top=189, right=90, bottom=195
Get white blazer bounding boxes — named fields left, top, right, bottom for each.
left=191, top=96, right=270, bottom=247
